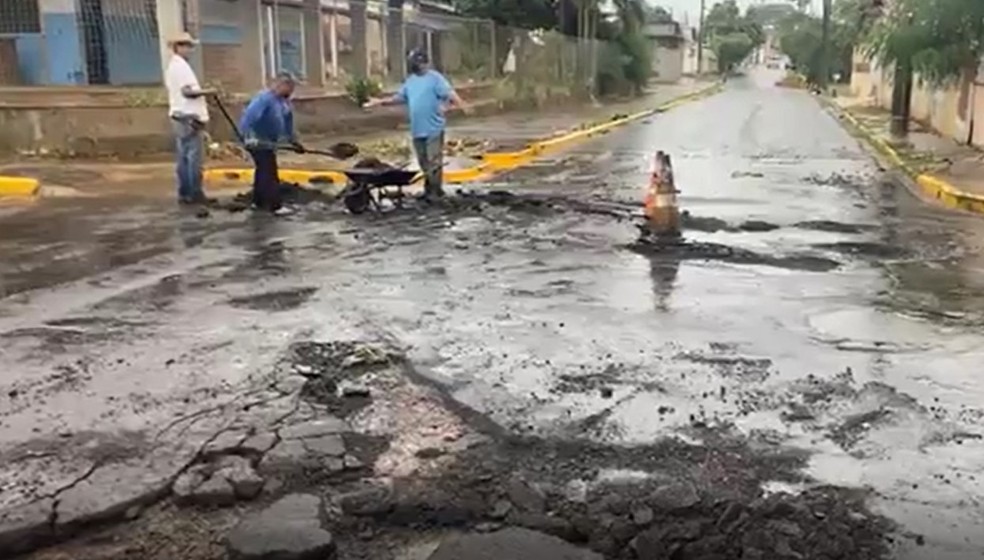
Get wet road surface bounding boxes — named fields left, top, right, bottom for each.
left=5, top=69, right=984, bottom=558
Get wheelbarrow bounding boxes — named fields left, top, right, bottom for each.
left=340, top=166, right=422, bottom=214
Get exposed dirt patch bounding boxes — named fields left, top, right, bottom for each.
left=794, top=220, right=875, bottom=234
left=288, top=341, right=392, bottom=418
left=680, top=213, right=780, bottom=234
left=629, top=238, right=841, bottom=272
left=226, top=287, right=318, bottom=312
left=675, top=351, right=774, bottom=382
left=18, top=343, right=897, bottom=560
left=814, top=241, right=910, bottom=259
left=327, top=429, right=891, bottom=560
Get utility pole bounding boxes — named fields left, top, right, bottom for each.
left=818, top=0, right=831, bottom=90
left=890, top=60, right=912, bottom=137
left=696, top=0, right=706, bottom=74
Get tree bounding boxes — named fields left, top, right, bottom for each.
left=454, top=0, right=559, bottom=78
left=775, top=0, right=874, bottom=85
left=864, top=0, right=984, bottom=86
left=597, top=0, right=653, bottom=95
left=704, top=0, right=764, bottom=73
left=713, top=32, right=755, bottom=72
left=747, top=3, right=797, bottom=27
left=453, top=0, right=556, bottom=29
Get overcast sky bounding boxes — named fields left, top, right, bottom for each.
left=652, top=0, right=821, bottom=26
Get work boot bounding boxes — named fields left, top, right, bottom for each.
left=421, top=186, right=446, bottom=204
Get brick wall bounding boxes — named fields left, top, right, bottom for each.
left=0, top=38, right=20, bottom=85
left=203, top=44, right=247, bottom=92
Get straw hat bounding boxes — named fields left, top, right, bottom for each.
left=167, top=32, right=198, bottom=46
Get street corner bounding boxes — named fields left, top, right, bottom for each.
left=0, top=162, right=176, bottom=201
left=825, top=100, right=984, bottom=217
left=0, top=175, right=40, bottom=198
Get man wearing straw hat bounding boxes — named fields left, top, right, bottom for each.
left=164, top=31, right=216, bottom=205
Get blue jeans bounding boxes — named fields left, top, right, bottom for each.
left=412, top=132, right=445, bottom=197
left=171, top=118, right=205, bottom=200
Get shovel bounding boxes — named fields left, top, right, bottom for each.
left=211, top=96, right=359, bottom=160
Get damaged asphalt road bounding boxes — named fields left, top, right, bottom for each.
left=5, top=68, right=984, bottom=560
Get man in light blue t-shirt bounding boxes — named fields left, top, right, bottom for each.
left=365, top=50, right=469, bottom=200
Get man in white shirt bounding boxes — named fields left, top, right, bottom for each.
left=164, top=32, right=215, bottom=204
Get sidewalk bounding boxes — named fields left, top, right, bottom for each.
left=833, top=97, right=984, bottom=212
left=0, top=81, right=712, bottom=201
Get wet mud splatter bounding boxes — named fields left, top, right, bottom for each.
left=226, top=287, right=318, bottom=312
left=814, top=241, right=911, bottom=259
left=629, top=238, right=841, bottom=272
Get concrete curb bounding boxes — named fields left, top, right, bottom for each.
left=826, top=98, right=984, bottom=215
left=203, top=82, right=724, bottom=192
left=0, top=176, right=40, bottom=198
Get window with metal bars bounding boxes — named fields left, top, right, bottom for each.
left=0, top=0, right=42, bottom=35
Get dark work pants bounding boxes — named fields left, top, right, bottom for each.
left=249, top=149, right=281, bottom=211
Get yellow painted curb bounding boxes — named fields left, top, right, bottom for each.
left=0, top=175, right=40, bottom=197
left=831, top=102, right=984, bottom=215
left=916, top=174, right=984, bottom=214
left=204, top=168, right=347, bottom=189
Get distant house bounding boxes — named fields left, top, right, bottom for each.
left=643, top=21, right=686, bottom=83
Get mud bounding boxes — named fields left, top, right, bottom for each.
left=289, top=341, right=391, bottom=418
left=629, top=237, right=841, bottom=272
left=794, top=220, right=876, bottom=234
left=813, top=241, right=910, bottom=259
left=226, top=287, right=318, bottom=311
left=328, top=439, right=890, bottom=560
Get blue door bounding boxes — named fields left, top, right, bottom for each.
left=43, top=11, right=86, bottom=84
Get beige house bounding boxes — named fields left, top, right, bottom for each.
left=643, top=21, right=686, bottom=83
left=850, top=48, right=984, bottom=148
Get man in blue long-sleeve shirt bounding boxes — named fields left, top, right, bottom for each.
left=239, top=72, right=305, bottom=215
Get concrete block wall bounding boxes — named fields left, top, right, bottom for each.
left=200, top=0, right=261, bottom=93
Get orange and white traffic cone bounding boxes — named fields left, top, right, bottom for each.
left=643, top=151, right=680, bottom=238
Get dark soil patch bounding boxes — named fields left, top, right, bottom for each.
left=814, top=241, right=910, bottom=259
left=675, top=352, right=774, bottom=382
left=804, top=173, right=868, bottom=189
left=829, top=408, right=891, bottom=450
left=794, top=220, right=875, bottom=234
left=226, top=287, right=318, bottom=312
left=629, top=238, right=841, bottom=272
left=681, top=213, right=730, bottom=233
left=680, top=214, right=779, bottom=234
left=217, top=182, right=337, bottom=213
left=738, top=220, right=780, bottom=232
left=288, top=341, right=392, bottom=418
left=331, top=430, right=892, bottom=560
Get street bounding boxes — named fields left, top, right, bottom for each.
left=5, top=68, right=984, bottom=560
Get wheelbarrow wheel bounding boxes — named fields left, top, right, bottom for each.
left=343, top=183, right=371, bottom=214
